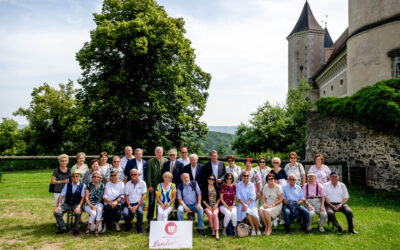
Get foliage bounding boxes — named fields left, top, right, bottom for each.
left=76, top=0, right=210, bottom=154
left=316, top=78, right=400, bottom=136
left=232, top=80, right=312, bottom=158
left=14, top=81, right=88, bottom=155
left=196, top=131, right=234, bottom=156
left=0, top=118, right=27, bottom=155
left=1, top=170, right=400, bottom=249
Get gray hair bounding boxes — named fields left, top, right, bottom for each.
left=155, top=146, right=163, bottom=152
left=92, top=170, right=102, bottom=180
left=181, top=173, right=189, bottom=180
left=130, top=168, right=141, bottom=176
left=134, top=148, right=143, bottom=154
left=189, top=153, right=198, bottom=160
left=169, top=148, right=177, bottom=155
left=289, top=174, right=297, bottom=180
left=210, top=150, right=218, bottom=156
left=76, top=152, right=86, bottom=158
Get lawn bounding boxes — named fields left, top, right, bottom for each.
left=0, top=169, right=399, bottom=249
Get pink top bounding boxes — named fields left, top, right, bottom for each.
left=308, top=165, right=331, bottom=184
left=302, top=183, right=326, bottom=198
left=220, top=183, right=236, bottom=206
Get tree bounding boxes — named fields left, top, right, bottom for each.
left=76, top=0, right=210, bottom=154
left=0, top=118, right=27, bottom=155
left=14, top=81, right=87, bottom=155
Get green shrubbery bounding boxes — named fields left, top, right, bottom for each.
left=316, top=78, right=400, bottom=136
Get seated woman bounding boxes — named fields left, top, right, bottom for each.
left=219, top=172, right=237, bottom=236
left=101, top=169, right=125, bottom=233
left=71, top=152, right=88, bottom=182
left=156, top=171, right=176, bottom=221
left=258, top=173, right=283, bottom=235
left=83, top=159, right=101, bottom=186
left=106, top=156, right=126, bottom=183
left=84, top=170, right=105, bottom=236
left=202, top=174, right=220, bottom=240
left=50, top=154, right=71, bottom=207
left=237, top=170, right=261, bottom=236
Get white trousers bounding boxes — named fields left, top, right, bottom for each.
left=220, top=206, right=238, bottom=227
left=157, top=205, right=173, bottom=221
left=84, top=204, right=104, bottom=223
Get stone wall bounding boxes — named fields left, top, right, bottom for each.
left=305, top=111, right=400, bottom=191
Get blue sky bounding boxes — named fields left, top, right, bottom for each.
left=0, top=0, right=348, bottom=126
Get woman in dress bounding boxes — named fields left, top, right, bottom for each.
left=225, top=155, right=241, bottom=183
left=308, top=154, right=331, bottom=184
left=71, top=152, right=88, bottom=181
left=156, top=171, right=176, bottom=221
left=99, top=151, right=111, bottom=183
left=84, top=170, right=105, bottom=236
left=219, top=172, right=237, bottom=236
left=258, top=173, right=283, bottom=235
left=50, top=154, right=70, bottom=207
left=202, top=174, right=220, bottom=240
left=269, top=157, right=287, bottom=185
left=284, top=152, right=305, bottom=187
left=237, top=170, right=261, bottom=236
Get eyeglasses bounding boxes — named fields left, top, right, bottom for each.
left=208, top=178, right=215, bottom=181
left=169, top=154, right=176, bottom=156
left=113, top=161, right=120, bottom=163
left=242, top=175, right=249, bottom=177
left=93, top=176, right=101, bottom=178
left=72, top=175, right=80, bottom=178
left=111, top=174, right=117, bottom=177
left=181, top=152, right=188, bottom=154
left=130, top=174, right=137, bottom=176
left=267, top=178, right=274, bottom=181
left=259, top=161, right=266, bottom=163
left=272, top=162, right=279, bottom=164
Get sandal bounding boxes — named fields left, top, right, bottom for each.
left=94, top=228, right=99, bottom=237
left=85, top=225, right=90, bottom=235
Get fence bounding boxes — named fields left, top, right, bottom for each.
left=0, top=156, right=349, bottom=185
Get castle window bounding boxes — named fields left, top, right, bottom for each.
left=340, top=79, right=343, bottom=86
left=395, top=62, right=400, bottom=78
left=331, top=85, right=333, bottom=91
left=387, top=48, right=400, bottom=78
left=323, top=90, right=326, bottom=95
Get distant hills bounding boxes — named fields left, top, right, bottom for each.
left=207, top=126, right=237, bottom=135
left=198, top=131, right=235, bottom=156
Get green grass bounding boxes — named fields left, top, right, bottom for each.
left=0, top=170, right=400, bottom=249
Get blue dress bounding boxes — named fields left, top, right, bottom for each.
left=236, top=181, right=259, bottom=221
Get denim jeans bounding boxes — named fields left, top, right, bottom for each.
left=177, top=204, right=204, bottom=229
left=122, top=202, right=145, bottom=233
left=283, top=203, right=309, bottom=232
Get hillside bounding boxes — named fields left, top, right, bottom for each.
left=207, top=126, right=237, bottom=135
left=198, top=131, right=235, bottom=156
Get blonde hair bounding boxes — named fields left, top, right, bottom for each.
left=76, top=152, right=86, bottom=158
left=271, top=157, right=281, bottom=164
left=58, top=154, right=69, bottom=162
left=162, top=171, right=173, bottom=180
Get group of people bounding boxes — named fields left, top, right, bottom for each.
left=51, top=147, right=358, bottom=239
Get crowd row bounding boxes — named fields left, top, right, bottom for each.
left=50, top=146, right=358, bottom=239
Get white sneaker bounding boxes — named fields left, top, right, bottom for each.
left=257, top=231, right=261, bottom=236
left=222, top=231, right=227, bottom=236
left=115, top=223, right=121, bottom=232
left=319, top=226, right=325, bottom=232
left=307, top=225, right=312, bottom=231
left=251, top=230, right=256, bottom=236
left=273, top=218, right=278, bottom=227
left=280, top=218, right=285, bottom=225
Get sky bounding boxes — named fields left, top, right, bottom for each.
left=0, top=0, right=348, bottom=126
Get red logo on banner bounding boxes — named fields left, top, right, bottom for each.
left=165, top=222, right=178, bottom=235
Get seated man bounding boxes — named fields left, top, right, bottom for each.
left=303, top=171, right=327, bottom=232
left=324, top=171, right=358, bottom=234
left=177, top=173, right=206, bottom=237
left=283, top=174, right=309, bottom=234
left=122, top=169, right=146, bottom=234
left=54, top=172, right=85, bottom=236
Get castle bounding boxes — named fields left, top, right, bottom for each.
left=287, top=0, right=400, bottom=99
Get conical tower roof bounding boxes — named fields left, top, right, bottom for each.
left=324, top=27, right=333, bottom=48
left=287, top=1, right=323, bottom=38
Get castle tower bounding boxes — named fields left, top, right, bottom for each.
left=287, top=1, right=325, bottom=89
left=347, top=0, right=400, bottom=95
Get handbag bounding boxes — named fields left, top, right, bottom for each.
left=237, top=222, right=250, bottom=237
left=49, top=183, right=55, bottom=193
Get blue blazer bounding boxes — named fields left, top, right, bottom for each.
left=124, top=158, right=147, bottom=181
left=161, top=160, right=185, bottom=186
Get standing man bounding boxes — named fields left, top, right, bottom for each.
left=203, top=150, right=226, bottom=186
left=177, top=146, right=190, bottom=166
left=124, top=148, right=147, bottom=183
left=146, top=146, right=167, bottom=222
left=120, top=146, right=134, bottom=170
left=162, top=148, right=185, bottom=187
left=324, top=172, right=358, bottom=234
left=183, top=154, right=205, bottom=189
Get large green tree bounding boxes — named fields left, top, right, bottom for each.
left=14, top=81, right=87, bottom=155
left=76, top=0, right=210, bottom=153
left=0, top=118, right=27, bottom=155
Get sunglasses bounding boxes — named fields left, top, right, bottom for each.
left=242, top=175, right=249, bottom=177
left=130, top=174, right=137, bottom=176
left=72, top=175, right=80, bottom=178
left=169, top=154, right=176, bottom=156
left=113, top=161, right=120, bottom=163
left=208, top=178, right=215, bottom=181
left=259, top=161, right=266, bottom=163
left=272, top=162, right=280, bottom=164
left=181, top=152, right=188, bottom=154
left=288, top=178, right=295, bottom=180
left=111, top=175, right=117, bottom=177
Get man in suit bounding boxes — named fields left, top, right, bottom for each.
left=161, top=148, right=185, bottom=187
left=124, top=148, right=147, bottom=183
left=183, top=154, right=205, bottom=189
left=203, top=150, right=226, bottom=186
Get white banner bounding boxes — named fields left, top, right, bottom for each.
left=149, top=221, right=193, bottom=249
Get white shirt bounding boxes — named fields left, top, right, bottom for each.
left=103, top=181, right=125, bottom=204
left=120, top=156, right=134, bottom=170
left=177, top=157, right=190, bottom=166
left=136, top=159, right=144, bottom=181
left=324, top=181, right=349, bottom=203
left=212, top=161, right=218, bottom=178
left=125, top=180, right=147, bottom=204
left=99, top=164, right=111, bottom=177
left=191, top=165, right=197, bottom=179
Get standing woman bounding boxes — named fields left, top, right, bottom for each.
left=156, top=171, right=176, bottom=221
left=269, top=157, right=287, bottom=186
left=284, top=152, right=305, bottom=187
left=99, top=152, right=111, bottom=183
left=84, top=171, right=105, bottom=236
left=202, top=174, right=220, bottom=240
left=71, top=152, right=88, bottom=181
left=237, top=170, right=261, bottom=236
left=50, top=154, right=71, bottom=207
left=219, top=172, right=237, bottom=236
left=225, top=155, right=241, bottom=183
left=308, top=154, right=331, bottom=184
left=83, top=159, right=101, bottom=186
left=258, top=173, right=283, bottom=235
left=106, top=156, right=126, bottom=183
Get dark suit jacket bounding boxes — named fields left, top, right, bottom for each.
left=161, top=160, right=185, bottom=186
left=203, top=161, right=226, bottom=181
left=124, top=158, right=147, bottom=181
left=183, top=163, right=205, bottom=188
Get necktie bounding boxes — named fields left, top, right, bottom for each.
left=170, top=161, right=174, bottom=173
